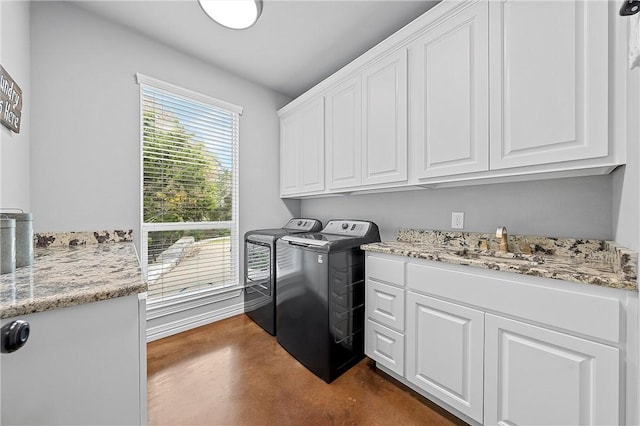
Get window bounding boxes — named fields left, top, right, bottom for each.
left=137, top=74, right=241, bottom=306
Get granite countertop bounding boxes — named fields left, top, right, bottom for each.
left=0, top=242, right=147, bottom=319
left=362, top=229, right=638, bottom=291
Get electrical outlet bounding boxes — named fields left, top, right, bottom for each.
left=451, top=212, right=464, bottom=229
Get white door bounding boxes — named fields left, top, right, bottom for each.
left=484, top=314, right=619, bottom=426
left=410, top=0, right=489, bottom=179
left=362, top=49, right=408, bottom=186
left=326, top=77, right=362, bottom=189
left=406, top=292, right=484, bottom=423
left=489, top=0, right=609, bottom=170
left=299, top=98, right=325, bottom=193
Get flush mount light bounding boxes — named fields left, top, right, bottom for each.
left=198, top=0, right=263, bottom=30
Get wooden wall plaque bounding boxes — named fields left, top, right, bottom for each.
left=0, top=65, right=23, bottom=133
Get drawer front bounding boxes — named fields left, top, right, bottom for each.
left=407, top=261, right=621, bottom=344
left=366, top=319, right=404, bottom=376
left=366, top=280, right=405, bottom=332
left=366, top=255, right=405, bottom=288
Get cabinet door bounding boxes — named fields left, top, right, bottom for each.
left=489, top=0, right=608, bottom=170
left=406, top=292, right=484, bottom=422
left=366, top=319, right=405, bottom=376
left=299, top=98, right=325, bottom=193
left=280, top=115, right=301, bottom=196
left=410, top=1, right=489, bottom=179
left=280, top=99, right=325, bottom=196
left=362, top=49, right=408, bottom=185
left=484, top=314, right=619, bottom=426
left=326, top=77, right=362, bottom=189
left=1, top=295, right=143, bottom=425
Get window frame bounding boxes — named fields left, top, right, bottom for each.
left=136, top=73, right=242, bottom=309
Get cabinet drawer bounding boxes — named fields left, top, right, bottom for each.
left=366, top=319, right=404, bottom=376
left=407, top=262, right=621, bottom=344
left=366, top=255, right=405, bottom=287
left=366, top=280, right=405, bottom=331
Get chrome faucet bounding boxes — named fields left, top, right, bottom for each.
left=496, top=226, right=508, bottom=252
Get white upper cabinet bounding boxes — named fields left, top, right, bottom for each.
left=488, top=0, right=609, bottom=170
left=362, top=49, right=408, bottom=186
left=326, top=77, right=362, bottom=189
left=410, top=1, right=489, bottom=179
left=278, top=0, right=621, bottom=197
left=280, top=98, right=325, bottom=196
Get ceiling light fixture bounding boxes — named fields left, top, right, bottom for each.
left=198, top=0, right=263, bottom=30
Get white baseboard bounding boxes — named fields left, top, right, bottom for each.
left=146, top=302, right=244, bottom=342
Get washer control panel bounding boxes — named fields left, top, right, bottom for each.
left=322, top=220, right=371, bottom=237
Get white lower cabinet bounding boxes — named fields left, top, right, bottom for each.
left=406, top=292, right=485, bottom=423
left=484, top=314, right=620, bottom=426
left=1, top=294, right=146, bottom=425
left=364, top=253, right=628, bottom=425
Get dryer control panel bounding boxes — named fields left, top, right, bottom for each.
left=282, top=218, right=323, bottom=232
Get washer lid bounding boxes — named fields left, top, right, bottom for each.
left=281, top=235, right=331, bottom=247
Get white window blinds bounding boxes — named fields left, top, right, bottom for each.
left=137, top=74, right=241, bottom=304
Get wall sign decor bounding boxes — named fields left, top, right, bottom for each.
left=0, top=65, right=23, bottom=133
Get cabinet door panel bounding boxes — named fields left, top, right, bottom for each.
left=484, top=314, right=619, bottom=426
left=366, top=319, right=405, bottom=376
left=280, top=117, right=300, bottom=195
left=406, top=292, right=484, bottom=422
left=362, top=50, right=408, bottom=185
left=300, top=98, right=325, bottom=193
left=280, top=98, right=325, bottom=196
left=326, top=78, right=362, bottom=189
left=489, top=0, right=608, bottom=169
left=366, top=280, right=405, bottom=332
left=411, top=1, right=489, bottom=178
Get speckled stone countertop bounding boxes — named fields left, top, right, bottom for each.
left=362, top=229, right=638, bottom=291
left=0, top=242, right=147, bottom=319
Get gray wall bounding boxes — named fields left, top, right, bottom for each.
left=302, top=176, right=614, bottom=242
left=30, top=2, right=298, bottom=239
left=612, top=65, right=640, bottom=252
left=0, top=0, right=30, bottom=211
left=29, top=1, right=300, bottom=335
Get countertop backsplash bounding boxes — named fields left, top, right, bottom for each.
left=34, top=229, right=134, bottom=248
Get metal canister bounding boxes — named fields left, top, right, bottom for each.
left=1, top=218, right=16, bottom=274
left=1, top=212, right=33, bottom=267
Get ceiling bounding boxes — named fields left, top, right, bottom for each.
left=72, top=0, right=439, bottom=99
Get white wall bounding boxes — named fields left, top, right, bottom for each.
left=29, top=1, right=300, bottom=336
left=0, top=0, right=30, bottom=212
left=302, top=176, right=613, bottom=242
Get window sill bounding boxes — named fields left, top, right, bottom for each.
left=146, top=284, right=243, bottom=320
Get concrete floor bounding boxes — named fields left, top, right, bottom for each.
left=147, top=314, right=468, bottom=425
